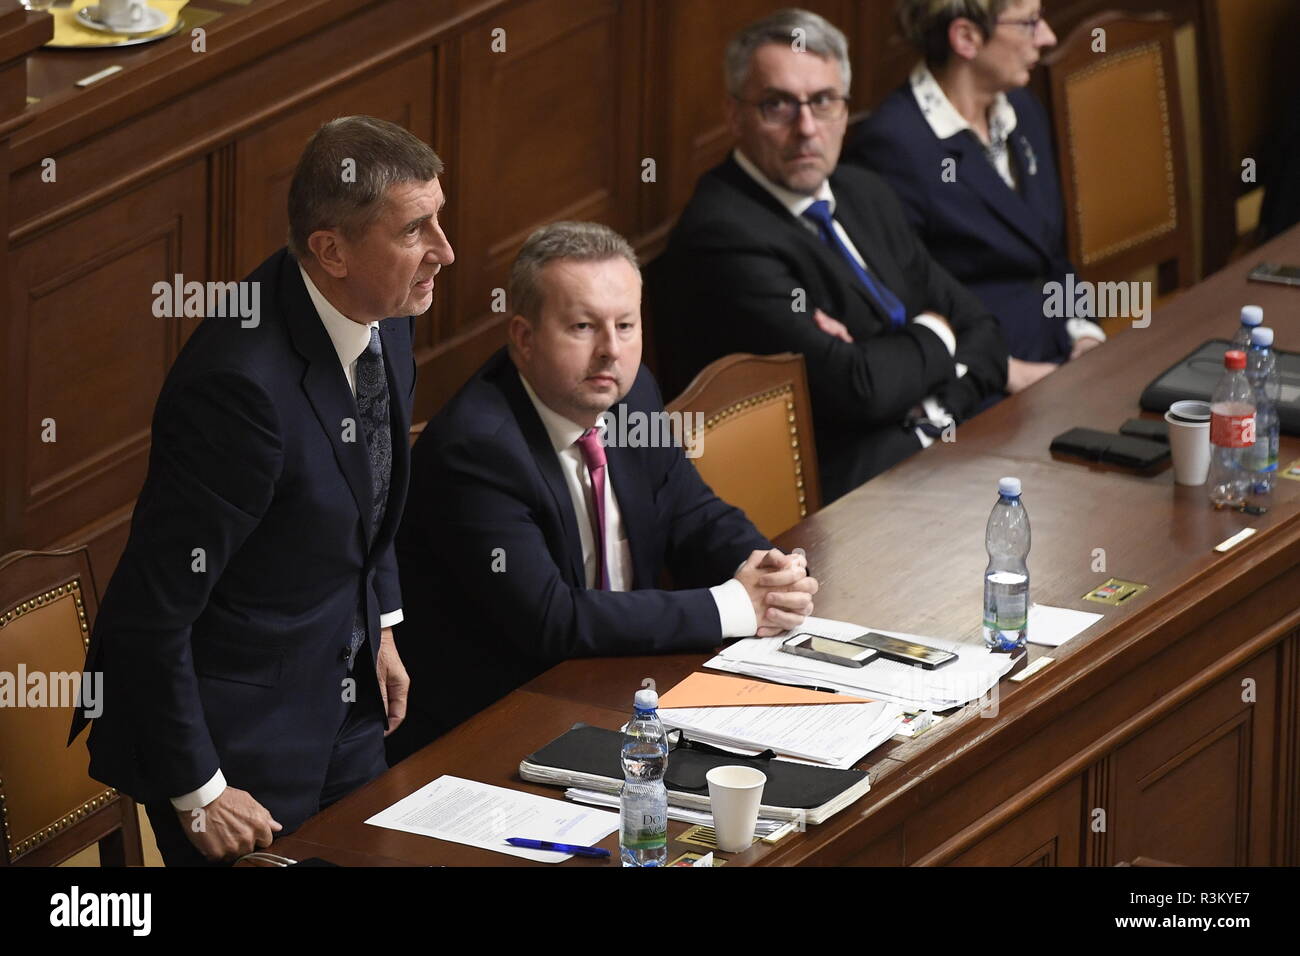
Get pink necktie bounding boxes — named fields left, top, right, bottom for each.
left=575, top=428, right=611, bottom=590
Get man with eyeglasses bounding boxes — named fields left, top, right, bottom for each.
left=650, top=8, right=1008, bottom=502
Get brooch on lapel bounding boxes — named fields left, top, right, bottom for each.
left=1018, top=134, right=1038, bottom=177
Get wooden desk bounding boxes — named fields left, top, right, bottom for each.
left=260, top=227, right=1300, bottom=867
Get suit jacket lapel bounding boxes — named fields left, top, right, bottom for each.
left=944, top=131, right=1054, bottom=261
left=720, top=158, right=894, bottom=327
left=604, top=439, right=654, bottom=590
left=496, top=363, right=586, bottom=586
left=281, top=258, right=374, bottom=544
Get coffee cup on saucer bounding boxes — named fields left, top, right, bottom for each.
left=97, top=0, right=148, bottom=31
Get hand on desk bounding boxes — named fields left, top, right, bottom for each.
left=1006, top=357, right=1057, bottom=394
left=377, top=627, right=409, bottom=736
left=179, top=786, right=282, bottom=862
left=1070, top=336, right=1104, bottom=361
left=736, top=548, right=819, bottom=637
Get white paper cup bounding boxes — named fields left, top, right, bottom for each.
left=1165, top=408, right=1211, bottom=485
left=706, top=765, right=766, bottom=853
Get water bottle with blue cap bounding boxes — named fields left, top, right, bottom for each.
left=983, top=477, right=1030, bottom=651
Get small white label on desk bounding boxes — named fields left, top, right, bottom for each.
left=1011, top=656, right=1054, bottom=682
left=76, top=65, right=124, bottom=88
left=1214, top=527, right=1257, bottom=553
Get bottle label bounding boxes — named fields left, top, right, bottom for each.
left=1211, top=412, right=1255, bottom=448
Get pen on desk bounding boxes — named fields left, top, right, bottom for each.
left=505, top=838, right=611, bottom=858
left=788, top=682, right=839, bottom=694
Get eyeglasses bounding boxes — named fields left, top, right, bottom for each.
left=997, top=7, right=1046, bottom=33
left=736, top=91, right=849, bottom=126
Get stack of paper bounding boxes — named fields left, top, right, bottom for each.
left=705, top=617, right=1016, bottom=711
left=656, top=673, right=904, bottom=770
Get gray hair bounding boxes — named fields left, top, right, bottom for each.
left=287, top=115, right=444, bottom=260
left=725, top=8, right=851, bottom=97
left=896, top=0, right=1014, bottom=68
left=509, top=221, right=639, bottom=322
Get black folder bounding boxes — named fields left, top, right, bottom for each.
left=1140, top=338, right=1300, bottom=435
left=519, top=724, right=872, bottom=825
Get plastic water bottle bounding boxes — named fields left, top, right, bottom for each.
left=1231, top=305, right=1263, bottom=349
left=1208, top=350, right=1256, bottom=508
left=1245, top=327, right=1279, bottom=495
left=983, top=477, right=1030, bottom=651
left=620, top=685, right=668, bottom=866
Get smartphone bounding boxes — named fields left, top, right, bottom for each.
left=851, top=632, right=957, bottom=670
left=780, top=633, right=878, bottom=668
left=1248, top=263, right=1300, bottom=288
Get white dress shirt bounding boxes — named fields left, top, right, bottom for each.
left=732, top=148, right=961, bottom=448
left=908, top=63, right=1106, bottom=346
left=518, top=373, right=756, bottom=637
left=171, top=266, right=404, bottom=810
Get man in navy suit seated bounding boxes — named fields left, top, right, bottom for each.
left=844, top=0, right=1104, bottom=377
left=649, top=9, right=1009, bottom=503
left=74, top=116, right=451, bottom=864
left=387, top=221, right=819, bottom=761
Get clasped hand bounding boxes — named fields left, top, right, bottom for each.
left=735, top=548, right=819, bottom=637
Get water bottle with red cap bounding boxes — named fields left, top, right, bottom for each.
left=1208, top=350, right=1256, bottom=508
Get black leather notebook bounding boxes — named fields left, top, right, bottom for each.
left=1140, top=338, right=1300, bottom=435
left=519, top=724, right=872, bottom=825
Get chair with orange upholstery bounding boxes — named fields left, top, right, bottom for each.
left=666, top=352, right=820, bottom=540
left=1043, top=12, right=1194, bottom=303
left=0, top=547, right=142, bottom=866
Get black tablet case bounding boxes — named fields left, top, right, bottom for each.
left=1140, top=339, right=1300, bottom=435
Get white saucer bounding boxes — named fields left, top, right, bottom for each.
left=77, top=4, right=171, bottom=36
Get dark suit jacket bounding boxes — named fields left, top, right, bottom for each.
left=393, top=349, right=770, bottom=740
left=845, top=85, right=1074, bottom=363
left=72, top=248, right=415, bottom=828
left=649, top=155, right=1007, bottom=502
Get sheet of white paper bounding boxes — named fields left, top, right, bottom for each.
left=707, top=616, right=1014, bottom=710
left=659, top=700, right=902, bottom=766
left=1026, top=604, right=1103, bottom=647
left=365, top=775, right=618, bottom=862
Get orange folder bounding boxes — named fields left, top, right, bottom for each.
left=658, top=672, right=872, bottom=708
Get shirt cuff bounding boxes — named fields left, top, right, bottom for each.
left=710, top=578, right=758, bottom=638
left=379, top=609, right=404, bottom=629
left=170, top=769, right=227, bottom=811
left=1066, top=318, right=1107, bottom=343
left=912, top=312, right=957, bottom=358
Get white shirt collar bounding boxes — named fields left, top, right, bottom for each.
left=732, top=147, right=836, bottom=219
left=298, top=263, right=377, bottom=370
left=909, top=61, right=1017, bottom=143
left=517, top=370, right=591, bottom=454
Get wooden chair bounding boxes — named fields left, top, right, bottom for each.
left=666, top=353, right=820, bottom=540
left=1043, top=12, right=1194, bottom=299
left=0, top=547, right=143, bottom=866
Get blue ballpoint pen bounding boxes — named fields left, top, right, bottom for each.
left=505, top=837, right=611, bottom=858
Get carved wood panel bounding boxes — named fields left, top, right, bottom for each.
left=7, top=161, right=208, bottom=566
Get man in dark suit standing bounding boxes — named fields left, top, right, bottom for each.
left=649, top=9, right=1009, bottom=503
left=387, top=221, right=818, bottom=761
left=72, top=116, right=453, bottom=864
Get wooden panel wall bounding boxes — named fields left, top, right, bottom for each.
left=0, top=0, right=1282, bottom=581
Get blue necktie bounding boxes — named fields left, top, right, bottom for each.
left=347, top=326, right=392, bottom=667
left=802, top=200, right=906, bottom=329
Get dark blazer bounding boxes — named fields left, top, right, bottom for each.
left=649, top=155, right=1008, bottom=502
left=72, top=248, right=415, bottom=829
left=845, top=85, right=1074, bottom=362
left=392, top=349, right=770, bottom=742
